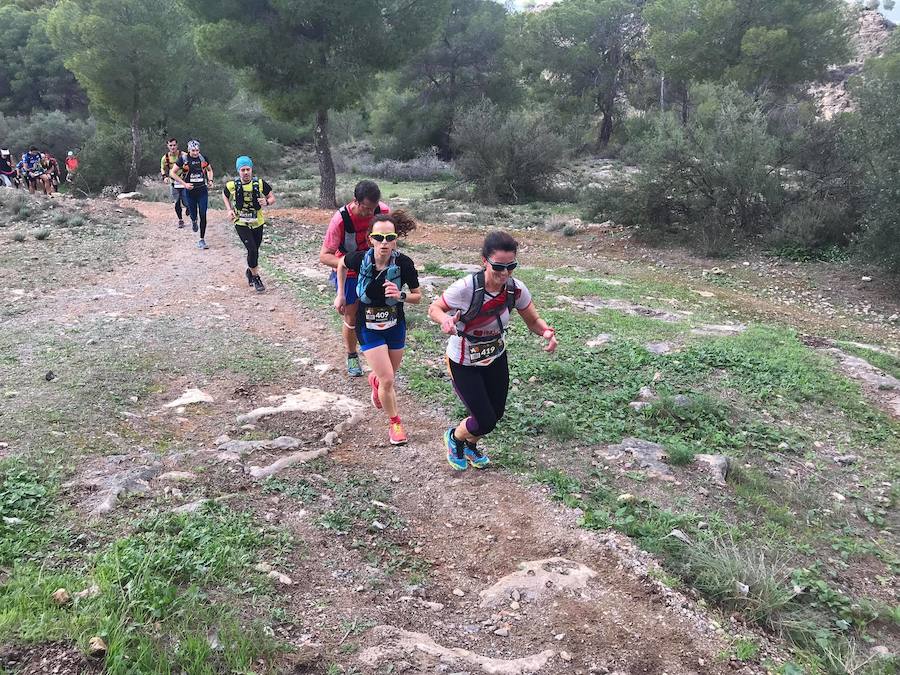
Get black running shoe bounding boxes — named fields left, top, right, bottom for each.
left=245, top=268, right=254, bottom=286
left=253, top=275, right=265, bottom=293
left=192, top=221, right=198, bottom=233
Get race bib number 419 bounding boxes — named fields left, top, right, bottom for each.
left=468, top=337, right=503, bottom=364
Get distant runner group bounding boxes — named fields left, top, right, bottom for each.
left=0, top=145, right=70, bottom=194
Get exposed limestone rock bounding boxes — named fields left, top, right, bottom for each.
left=479, top=558, right=597, bottom=607
left=605, top=437, right=673, bottom=480
left=358, top=625, right=555, bottom=675
left=164, top=388, right=214, bottom=408
left=236, top=387, right=360, bottom=424
left=65, top=459, right=163, bottom=515
left=690, top=324, right=747, bottom=337
left=557, top=295, right=685, bottom=322
left=156, top=471, right=197, bottom=483
left=826, top=348, right=900, bottom=391
left=441, top=263, right=482, bottom=274
left=694, top=454, right=730, bottom=487
left=248, top=448, right=329, bottom=480
left=217, top=436, right=307, bottom=455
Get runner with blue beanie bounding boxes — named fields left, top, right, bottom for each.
left=223, top=155, right=275, bottom=292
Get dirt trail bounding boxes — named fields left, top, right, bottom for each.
left=52, top=202, right=753, bottom=673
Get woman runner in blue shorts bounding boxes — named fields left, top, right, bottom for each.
left=335, top=211, right=421, bottom=445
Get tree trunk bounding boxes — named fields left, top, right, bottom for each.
left=126, top=107, right=141, bottom=192
left=598, top=109, right=614, bottom=149
left=314, top=108, right=337, bottom=209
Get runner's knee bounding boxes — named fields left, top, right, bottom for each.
left=465, top=411, right=498, bottom=436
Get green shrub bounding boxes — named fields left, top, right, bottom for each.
left=33, top=228, right=50, bottom=240
left=769, top=198, right=857, bottom=254
left=602, top=84, right=784, bottom=254
left=0, top=110, right=94, bottom=159
left=10, top=232, right=25, bottom=242
left=451, top=100, right=569, bottom=204
left=852, top=48, right=900, bottom=272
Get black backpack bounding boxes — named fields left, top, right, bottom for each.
left=233, top=177, right=262, bottom=211
left=457, top=270, right=516, bottom=341
left=338, top=203, right=383, bottom=253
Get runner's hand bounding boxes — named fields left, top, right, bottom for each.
left=183, top=183, right=194, bottom=190
left=227, top=209, right=235, bottom=220
left=383, top=281, right=401, bottom=299
left=257, top=197, right=267, bottom=208
left=542, top=328, right=558, bottom=353
left=334, top=295, right=346, bottom=315
left=163, top=176, right=170, bottom=184
left=441, top=310, right=461, bottom=335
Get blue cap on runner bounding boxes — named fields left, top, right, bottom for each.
left=235, top=156, right=253, bottom=171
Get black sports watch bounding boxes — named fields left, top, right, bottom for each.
left=399, top=291, right=407, bottom=302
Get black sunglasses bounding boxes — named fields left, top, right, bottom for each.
left=370, top=232, right=398, bottom=243
left=487, top=258, right=518, bottom=272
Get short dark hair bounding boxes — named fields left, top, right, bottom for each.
left=167, top=137, right=177, bottom=144
left=481, top=230, right=518, bottom=259
left=29, top=145, right=38, bottom=152
left=354, top=180, right=380, bottom=204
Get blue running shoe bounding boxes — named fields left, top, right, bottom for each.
left=198, top=239, right=209, bottom=249
left=445, top=428, right=467, bottom=471
left=464, top=442, right=490, bottom=469
left=347, top=355, right=363, bottom=377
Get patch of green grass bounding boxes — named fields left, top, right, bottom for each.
left=733, top=637, right=760, bottom=661
left=33, top=228, right=51, bottom=240
left=261, top=477, right=318, bottom=503
left=0, top=503, right=282, bottom=671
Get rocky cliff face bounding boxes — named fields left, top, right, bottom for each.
left=810, top=10, right=895, bottom=119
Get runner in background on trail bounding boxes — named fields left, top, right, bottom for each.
left=0, top=149, right=18, bottom=188
left=335, top=210, right=421, bottom=445
left=170, top=139, right=213, bottom=249
left=223, top=156, right=275, bottom=293
left=428, top=230, right=558, bottom=471
left=161, top=138, right=185, bottom=227
left=21, top=146, right=50, bottom=196
left=319, top=180, right=390, bottom=377
left=64, top=151, right=78, bottom=183
left=41, top=153, right=61, bottom=193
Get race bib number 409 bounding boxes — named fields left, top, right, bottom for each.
left=365, top=305, right=398, bottom=330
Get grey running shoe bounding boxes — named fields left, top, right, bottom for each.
left=253, top=275, right=265, bottom=293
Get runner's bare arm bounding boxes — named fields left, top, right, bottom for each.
left=169, top=166, right=190, bottom=189
left=402, top=286, right=422, bottom=304
left=518, top=302, right=557, bottom=352
left=334, top=257, right=347, bottom=314
left=222, top=191, right=235, bottom=219
left=428, top=297, right=461, bottom=335
left=319, top=242, right=341, bottom=269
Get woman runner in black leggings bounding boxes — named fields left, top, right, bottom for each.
left=223, top=155, right=275, bottom=292
left=428, top=231, right=558, bottom=470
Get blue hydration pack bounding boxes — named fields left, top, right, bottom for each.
left=356, top=249, right=402, bottom=305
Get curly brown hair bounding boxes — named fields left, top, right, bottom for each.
left=370, top=209, right=417, bottom=238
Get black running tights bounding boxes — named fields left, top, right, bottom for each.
left=448, top=351, right=509, bottom=437
left=235, top=223, right=265, bottom=269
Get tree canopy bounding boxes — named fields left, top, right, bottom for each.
left=187, top=0, right=450, bottom=207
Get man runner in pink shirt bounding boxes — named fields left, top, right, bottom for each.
left=319, top=180, right=390, bottom=376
